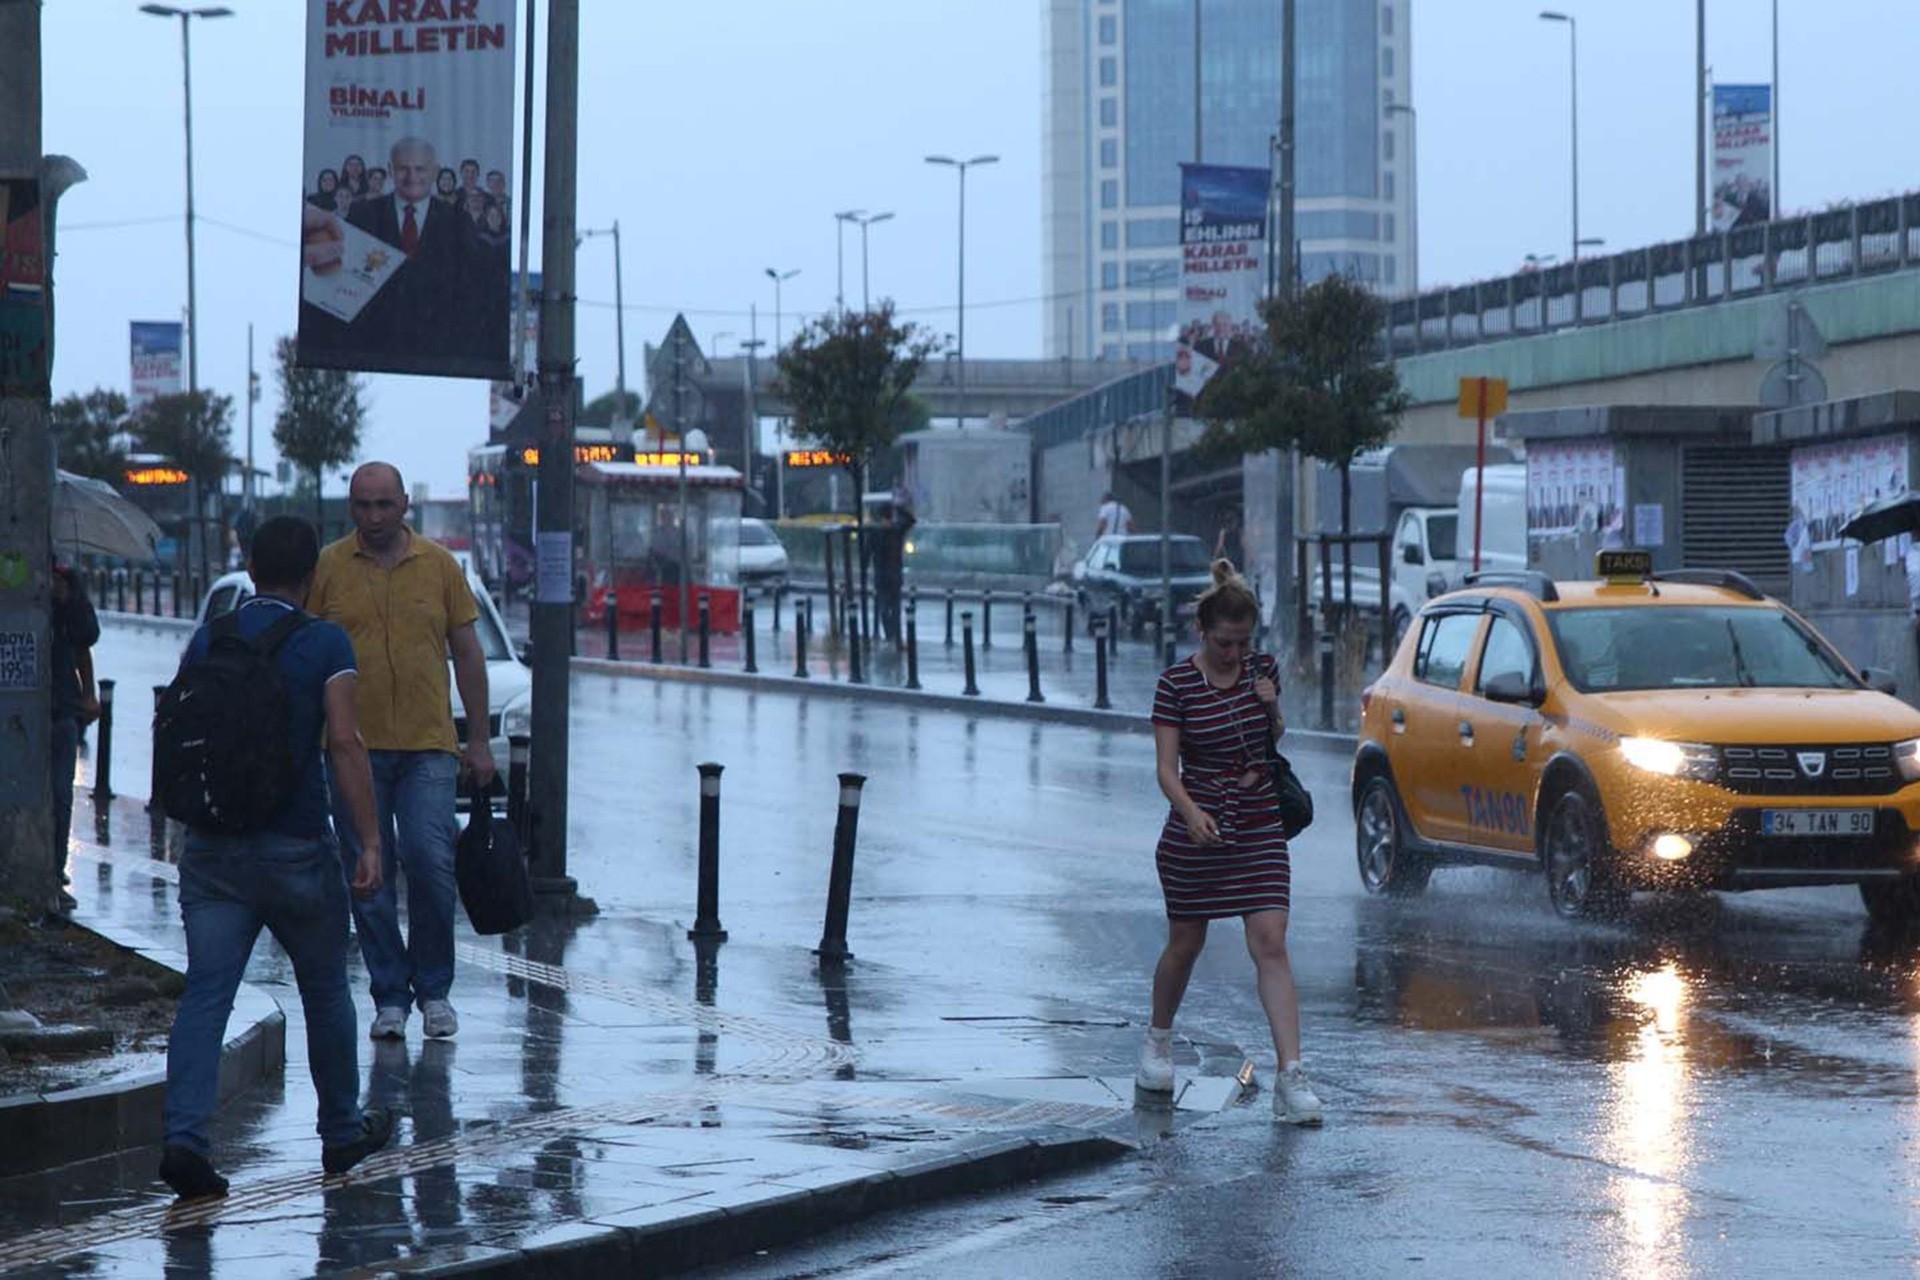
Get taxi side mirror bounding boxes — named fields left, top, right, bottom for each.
left=1861, top=665, right=1898, bottom=695
left=1483, top=671, right=1539, bottom=706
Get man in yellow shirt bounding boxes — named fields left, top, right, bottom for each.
left=312, top=462, right=496, bottom=1041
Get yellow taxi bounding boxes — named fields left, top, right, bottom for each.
left=1351, top=551, right=1920, bottom=923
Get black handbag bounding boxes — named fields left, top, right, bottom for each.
left=1269, top=745, right=1315, bottom=839
left=455, top=784, right=533, bottom=935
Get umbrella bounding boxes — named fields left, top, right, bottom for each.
left=52, top=469, right=163, bottom=563
left=1840, top=491, right=1920, bottom=546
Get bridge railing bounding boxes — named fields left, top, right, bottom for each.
left=1389, top=192, right=1920, bottom=357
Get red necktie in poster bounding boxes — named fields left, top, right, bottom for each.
left=400, top=204, right=419, bottom=257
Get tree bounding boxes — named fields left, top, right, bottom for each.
left=136, top=390, right=235, bottom=578
left=1197, top=273, right=1409, bottom=607
left=773, top=304, right=937, bottom=631
left=48, top=388, right=131, bottom=482
left=272, top=335, right=366, bottom=528
left=579, top=387, right=643, bottom=431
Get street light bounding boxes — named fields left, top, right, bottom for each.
left=710, top=331, right=734, bottom=360
left=1539, top=11, right=1580, bottom=317
left=764, top=267, right=800, bottom=519
left=578, top=222, right=629, bottom=438
left=847, top=211, right=895, bottom=313
left=1386, top=102, right=1419, bottom=296
left=141, top=2, right=232, bottom=577
left=924, top=153, right=999, bottom=430
left=833, top=209, right=864, bottom=315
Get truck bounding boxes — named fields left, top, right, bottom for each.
left=1312, top=446, right=1522, bottom=644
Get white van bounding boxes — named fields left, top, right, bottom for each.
left=1455, top=463, right=1527, bottom=579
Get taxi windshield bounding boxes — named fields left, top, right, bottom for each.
left=1549, top=605, right=1859, bottom=693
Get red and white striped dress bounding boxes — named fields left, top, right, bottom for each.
left=1151, top=653, right=1291, bottom=919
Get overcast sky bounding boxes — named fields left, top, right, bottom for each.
left=38, top=0, right=1918, bottom=498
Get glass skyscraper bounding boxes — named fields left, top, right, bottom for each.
left=1043, top=0, right=1413, bottom=361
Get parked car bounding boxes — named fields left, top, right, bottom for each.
left=193, top=569, right=530, bottom=792
left=1066, top=534, right=1215, bottom=637
left=736, top=517, right=790, bottom=589
left=1352, top=550, right=1920, bottom=924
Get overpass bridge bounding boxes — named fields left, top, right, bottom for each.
left=674, top=352, right=1144, bottom=424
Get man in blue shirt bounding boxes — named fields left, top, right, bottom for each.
left=158, top=516, right=393, bottom=1201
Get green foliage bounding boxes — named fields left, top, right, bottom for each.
left=272, top=335, right=365, bottom=487
left=579, top=387, right=643, bottom=429
left=1196, top=273, right=1408, bottom=468
left=773, top=304, right=937, bottom=486
left=49, top=388, right=131, bottom=482
left=135, top=390, right=234, bottom=488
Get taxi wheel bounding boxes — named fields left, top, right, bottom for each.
left=1355, top=776, right=1430, bottom=896
left=1542, top=788, right=1626, bottom=920
left=1860, top=876, right=1920, bottom=929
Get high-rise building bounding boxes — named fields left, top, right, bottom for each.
left=1043, top=0, right=1413, bottom=362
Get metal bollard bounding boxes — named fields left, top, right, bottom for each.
left=839, top=530, right=857, bottom=644
left=844, top=594, right=864, bottom=685
left=650, top=591, right=663, bottom=664
left=697, top=594, right=711, bottom=669
left=148, top=684, right=167, bottom=812
left=1108, top=604, right=1120, bottom=657
left=116, top=571, right=127, bottom=613
left=944, top=589, right=955, bottom=648
left=825, top=534, right=840, bottom=639
left=133, top=570, right=145, bottom=614
left=1093, top=618, right=1112, bottom=709
left=961, top=610, right=980, bottom=696
left=904, top=596, right=921, bottom=690
left=172, top=572, right=184, bottom=619
left=92, top=679, right=115, bottom=804
left=794, top=597, right=810, bottom=678
left=1063, top=599, right=1075, bottom=653
left=981, top=588, right=993, bottom=649
left=1024, top=612, right=1044, bottom=704
left=815, top=772, right=868, bottom=962
left=1318, top=627, right=1336, bottom=731
left=507, top=733, right=531, bottom=843
left=605, top=588, right=620, bottom=661
left=771, top=584, right=783, bottom=632
left=1164, top=636, right=1177, bottom=668
left=688, top=762, right=728, bottom=942
left=742, top=596, right=758, bottom=673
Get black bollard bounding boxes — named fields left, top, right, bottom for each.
left=1024, top=612, right=1044, bottom=704
left=92, top=678, right=115, bottom=804
left=697, top=594, right=711, bottom=668
left=824, top=533, right=840, bottom=639
left=743, top=596, right=758, bottom=673
left=904, top=596, right=921, bottom=690
left=771, top=584, right=783, bottom=633
left=688, top=762, right=728, bottom=942
left=116, top=570, right=127, bottom=613
left=148, top=684, right=167, bottom=812
left=1108, top=604, right=1120, bottom=657
left=1164, top=636, right=1177, bottom=668
left=507, top=733, right=531, bottom=847
left=839, top=529, right=857, bottom=645
left=1318, top=627, right=1336, bottom=731
left=1093, top=618, right=1112, bottom=710
left=605, top=588, right=620, bottom=661
left=944, top=588, right=955, bottom=648
left=794, top=597, right=810, bottom=678
left=133, top=570, right=145, bottom=614
left=1063, top=598, right=1075, bottom=653
left=815, top=772, right=868, bottom=962
left=845, top=593, right=864, bottom=684
left=981, top=589, right=994, bottom=649
left=172, top=572, right=184, bottom=618
left=961, top=610, right=980, bottom=696
left=650, top=590, right=663, bottom=663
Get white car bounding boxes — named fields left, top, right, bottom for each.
left=737, top=517, right=790, bottom=589
left=194, top=569, right=532, bottom=781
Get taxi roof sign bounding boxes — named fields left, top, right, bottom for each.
left=1596, top=548, right=1653, bottom=583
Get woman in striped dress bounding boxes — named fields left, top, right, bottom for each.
left=1136, top=560, right=1323, bottom=1125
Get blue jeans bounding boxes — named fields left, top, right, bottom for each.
left=163, top=832, right=364, bottom=1155
left=49, top=714, right=78, bottom=880
left=331, top=750, right=459, bottom=1013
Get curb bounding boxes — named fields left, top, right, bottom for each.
left=396, top=1130, right=1132, bottom=1278
left=572, top=656, right=1363, bottom=752
left=0, top=919, right=286, bottom=1178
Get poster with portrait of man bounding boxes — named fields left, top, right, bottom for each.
left=1171, top=163, right=1269, bottom=416
left=296, top=0, right=517, bottom=380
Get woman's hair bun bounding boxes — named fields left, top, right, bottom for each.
left=1211, top=557, right=1239, bottom=586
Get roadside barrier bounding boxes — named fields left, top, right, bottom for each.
left=742, top=596, right=758, bottom=674
left=793, top=597, right=810, bottom=679
left=91, top=679, right=115, bottom=804
left=605, top=589, right=620, bottom=661
left=815, top=772, right=866, bottom=963
left=507, top=733, right=531, bottom=846
left=132, top=571, right=144, bottom=614
left=981, top=589, right=994, bottom=649
left=844, top=594, right=864, bottom=685
left=903, top=595, right=921, bottom=691
left=689, top=762, right=728, bottom=942
left=697, top=593, right=712, bottom=670
left=172, top=572, right=184, bottom=618
left=1094, top=617, right=1112, bottom=710
left=650, top=591, right=663, bottom=664
left=1063, top=599, right=1074, bottom=653
left=944, top=589, right=955, bottom=648
left=1024, top=612, right=1044, bottom=704
left=961, top=611, right=979, bottom=697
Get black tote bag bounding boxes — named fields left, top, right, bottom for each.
left=455, top=785, right=533, bottom=935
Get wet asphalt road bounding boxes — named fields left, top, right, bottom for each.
left=90, top=621, right=1920, bottom=1276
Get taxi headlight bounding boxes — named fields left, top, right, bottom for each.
left=1896, top=737, right=1920, bottom=783
left=1620, top=736, right=1718, bottom=781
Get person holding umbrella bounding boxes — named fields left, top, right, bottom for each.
left=48, top=561, right=99, bottom=915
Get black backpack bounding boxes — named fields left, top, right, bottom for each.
left=154, top=608, right=314, bottom=833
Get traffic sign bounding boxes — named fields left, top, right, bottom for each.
left=1457, top=376, right=1508, bottom=419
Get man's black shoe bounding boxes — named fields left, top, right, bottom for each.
left=158, top=1146, right=229, bottom=1201
left=322, top=1106, right=394, bottom=1176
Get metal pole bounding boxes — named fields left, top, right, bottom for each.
left=604, top=587, right=619, bottom=660
left=179, top=12, right=198, bottom=397
left=742, top=595, right=757, bottom=673
left=650, top=589, right=663, bottom=663
left=815, top=773, right=867, bottom=962
left=510, top=0, right=537, bottom=391
left=674, top=326, right=693, bottom=663
left=1160, top=391, right=1172, bottom=659
left=1024, top=613, right=1044, bottom=704
left=92, top=680, right=115, bottom=805
left=688, top=763, right=727, bottom=942
left=1093, top=618, right=1112, bottom=709
left=794, top=597, right=810, bottom=678
left=507, top=734, right=531, bottom=846
left=1278, top=0, right=1296, bottom=300
left=956, top=165, right=967, bottom=429
left=904, top=596, right=921, bottom=690
left=1193, top=0, right=1202, bottom=162
left=961, top=611, right=980, bottom=696
left=612, top=221, right=627, bottom=429
left=1696, top=0, right=1707, bottom=236
left=527, top=0, right=586, bottom=908
left=244, top=323, right=255, bottom=512
left=1772, top=0, right=1780, bottom=215
left=697, top=593, right=711, bottom=669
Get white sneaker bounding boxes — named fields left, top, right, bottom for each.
left=1273, top=1063, right=1324, bottom=1126
left=1135, top=1028, right=1174, bottom=1094
left=421, top=999, right=459, bottom=1040
left=368, top=1006, right=408, bottom=1041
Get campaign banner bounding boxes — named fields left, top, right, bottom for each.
left=1711, top=84, right=1773, bottom=232
left=129, top=321, right=183, bottom=410
left=296, top=0, right=516, bottom=380
left=1526, top=439, right=1623, bottom=542
left=0, top=178, right=47, bottom=397
left=1790, top=433, right=1907, bottom=551
left=488, top=271, right=542, bottom=434
left=1173, top=163, right=1269, bottom=414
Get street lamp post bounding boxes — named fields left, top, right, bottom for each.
left=924, top=154, right=999, bottom=430
left=1387, top=102, right=1419, bottom=296
left=141, top=2, right=231, bottom=577
left=764, top=267, right=799, bottom=519
left=578, top=222, right=629, bottom=439
left=710, top=331, right=734, bottom=361
left=833, top=209, right=863, bottom=316
left=848, top=211, right=894, bottom=313
left=1539, top=11, right=1579, bottom=319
